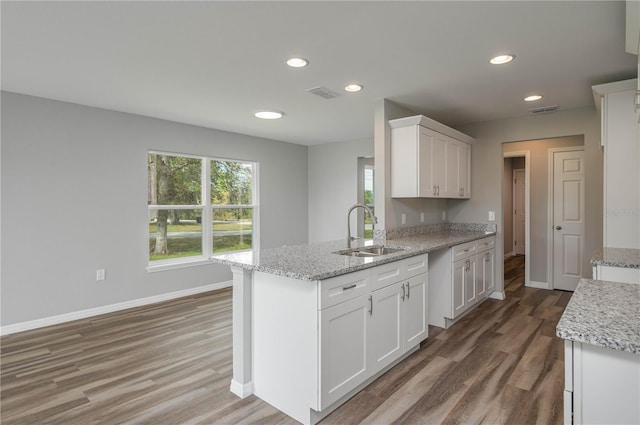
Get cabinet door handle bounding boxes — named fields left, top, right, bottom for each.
left=368, top=295, right=373, bottom=316
left=406, top=282, right=410, bottom=299
left=401, top=284, right=406, bottom=301
left=342, top=284, right=356, bottom=291
left=437, top=185, right=440, bottom=196
left=433, top=185, right=437, bottom=196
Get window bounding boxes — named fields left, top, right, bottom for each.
left=363, top=164, right=375, bottom=238
left=148, top=152, right=257, bottom=268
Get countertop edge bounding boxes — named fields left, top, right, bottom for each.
left=211, top=231, right=496, bottom=281
left=556, top=278, right=640, bottom=355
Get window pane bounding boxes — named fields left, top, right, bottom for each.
left=211, top=160, right=253, bottom=205
left=149, top=209, right=202, bottom=261
left=148, top=154, right=201, bottom=205
left=213, top=208, right=253, bottom=253
left=364, top=166, right=374, bottom=238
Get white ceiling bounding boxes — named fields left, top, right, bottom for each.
left=1, top=1, right=637, bottom=145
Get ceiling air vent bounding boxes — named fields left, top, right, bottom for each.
left=306, top=86, right=339, bottom=99
left=528, top=105, right=559, bottom=114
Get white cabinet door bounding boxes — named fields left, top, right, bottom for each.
left=475, top=253, right=487, bottom=300
left=452, top=259, right=466, bottom=318
left=430, top=130, right=447, bottom=197
left=370, top=282, right=403, bottom=372
left=464, top=256, right=477, bottom=307
left=443, top=137, right=460, bottom=198
left=320, top=294, right=371, bottom=409
left=403, top=274, right=428, bottom=348
left=481, top=249, right=495, bottom=294
left=459, top=142, right=471, bottom=198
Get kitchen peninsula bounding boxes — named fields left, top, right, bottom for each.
left=557, top=277, right=640, bottom=424
left=211, top=223, right=496, bottom=424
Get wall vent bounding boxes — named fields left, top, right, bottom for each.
left=528, top=105, right=559, bottom=114
left=306, top=86, right=339, bottom=99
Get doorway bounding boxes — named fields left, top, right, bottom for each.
left=503, top=151, right=530, bottom=287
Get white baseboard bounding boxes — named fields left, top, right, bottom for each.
left=230, top=379, right=254, bottom=399
left=526, top=280, right=550, bottom=290
left=488, top=291, right=506, bottom=300
left=504, top=251, right=515, bottom=260
left=0, top=281, right=232, bottom=336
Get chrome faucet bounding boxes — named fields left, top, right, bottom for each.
left=347, top=203, right=378, bottom=248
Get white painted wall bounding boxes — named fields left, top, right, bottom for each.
left=307, top=138, right=373, bottom=243
left=1, top=92, right=309, bottom=326
left=451, top=107, right=603, bottom=290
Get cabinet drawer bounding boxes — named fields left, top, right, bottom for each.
left=319, top=270, right=369, bottom=310
left=371, top=261, right=404, bottom=291
left=404, top=254, right=428, bottom=278
left=476, top=236, right=495, bottom=253
left=452, top=241, right=476, bottom=262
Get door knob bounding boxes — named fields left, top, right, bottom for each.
left=555, top=226, right=562, bottom=230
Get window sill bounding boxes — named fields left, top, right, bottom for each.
left=147, top=257, right=214, bottom=273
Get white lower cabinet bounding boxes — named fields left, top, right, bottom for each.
left=564, top=340, right=640, bottom=424
left=370, top=272, right=430, bottom=372
left=253, top=254, right=428, bottom=425
left=429, top=236, right=495, bottom=328
left=592, top=264, right=640, bottom=284
left=320, top=294, right=371, bottom=409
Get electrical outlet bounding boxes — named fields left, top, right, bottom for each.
left=488, top=211, right=496, bottom=221
left=442, top=210, right=446, bottom=220
left=420, top=212, right=425, bottom=223
left=401, top=213, right=406, bottom=225
left=96, top=269, right=106, bottom=281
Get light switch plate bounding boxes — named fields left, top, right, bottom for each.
left=488, top=211, right=495, bottom=221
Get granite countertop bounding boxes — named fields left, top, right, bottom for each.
left=556, top=278, right=640, bottom=354
left=210, top=224, right=496, bottom=281
left=591, top=247, right=640, bottom=269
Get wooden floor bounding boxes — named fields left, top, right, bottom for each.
left=2, top=255, right=572, bottom=424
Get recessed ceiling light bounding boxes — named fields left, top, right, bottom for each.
left=254, top=111, right=283, bottom=120
left=489, top=54, right=515, bottom=65
left=286, top=57, right=308, bottom=68
left=524, top=95, right=543, bottom=102
left=344, top=84, right=363, bottom=92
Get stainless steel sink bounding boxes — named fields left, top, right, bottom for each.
left=334, top=246, right=406, bottom=257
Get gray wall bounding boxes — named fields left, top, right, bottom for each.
left=451, top=107, right=602, bottom=289
left=1, top=92, right=308, bottom=326
left=503, top=136, right=585, bottom=282
left=307, top=138, right=373, bottom=243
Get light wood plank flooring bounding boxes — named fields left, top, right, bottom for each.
left=2, top=255, right=570, bottom=424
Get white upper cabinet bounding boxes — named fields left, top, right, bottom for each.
left=389, top=115, right=474, bottom=199
left=592, top=79, right=639, bottom=249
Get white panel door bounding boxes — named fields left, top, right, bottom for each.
left=513, top=169, right=526, bottom=256
left=553, top=149, right=585, bottom=291
left=403, top=274, right=428, bottom=348
left=451, top=259, right=466, bottom=318
left=370, top=282, right=403, bottom=371
left=319, top=295, right=370, bottom=409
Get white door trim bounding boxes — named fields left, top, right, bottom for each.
left=513, top=168, right=526, bottom=256
left=503, top=150, right=530, bottom=288
left=548, top=146, right=585, bottom=290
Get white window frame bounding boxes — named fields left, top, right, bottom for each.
left=147, top=150, right=259, bottom=272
